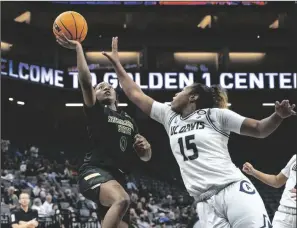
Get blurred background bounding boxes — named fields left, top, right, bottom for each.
left=1, top=1, right=297, bottom=227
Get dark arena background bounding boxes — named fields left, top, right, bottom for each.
left=1, top=1, right=297, bottom=227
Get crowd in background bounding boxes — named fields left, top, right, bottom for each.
left=1, top=139, right=198, bottom=227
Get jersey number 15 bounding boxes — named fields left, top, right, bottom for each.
left=177, top=134, right=198, bottom=161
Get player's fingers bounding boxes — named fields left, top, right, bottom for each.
left=56, top=39, right=66, bottom=47
left=243, top=167, right=249, bottom=171
left=56, top=36, right=65, bottom=43
left=291, top=104, right=296, bottom=110
left=102, top=52, right=112, bottom=60
left=56, top=37, right=68, bottom=46
left=113, top=37, right=118, bottom=48
left=61, top=33, right=70, bottom=42
left=134, top=139, right=142, bottom=145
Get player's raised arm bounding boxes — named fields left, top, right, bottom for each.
left=242, top=162, right=287, bottom=188
left=56, top=35, right=96, bottom=107
left=216, top=100, right=295, bottom=138
left=102, top=37, right=154, bottom=115
left=240, top=100, right=295, bottom=138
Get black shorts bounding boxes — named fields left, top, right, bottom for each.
left=78, top=166, right=130, bottom=224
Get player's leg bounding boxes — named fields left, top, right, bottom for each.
left=78, top=167, right=130, bottom=228
left=196, top=199, right=231, bottom=228
left=219, top=180, right=272, bottom=228
left=99, top=180, right=130, bottom=228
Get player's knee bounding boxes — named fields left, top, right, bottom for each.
left=114, top=194, right=130, bottom=210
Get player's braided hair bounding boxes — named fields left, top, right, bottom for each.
left=191, top=83, right=228, bottom=109
left=210, top=84, right=228, bottom=109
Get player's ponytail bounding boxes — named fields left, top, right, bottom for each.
left=211, top=85, right=228, bottom=109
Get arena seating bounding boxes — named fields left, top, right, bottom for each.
left=1, top=139, right=285, bottom=227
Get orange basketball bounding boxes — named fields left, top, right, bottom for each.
left=53, top=11, right=88, bottom=42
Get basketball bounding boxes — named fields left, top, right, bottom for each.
left=53, top=11, right=88, bottom=42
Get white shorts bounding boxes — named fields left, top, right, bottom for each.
left=272, top=205, right=296, bottom=228
left=196, top=179, right=271, bottom=228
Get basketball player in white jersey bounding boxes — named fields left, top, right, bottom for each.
left=243, top=155, right=296, bottom=228
left=103, top=37, right=296, bottom=227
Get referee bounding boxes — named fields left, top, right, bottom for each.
left=11, top=192, right=39, bottom=228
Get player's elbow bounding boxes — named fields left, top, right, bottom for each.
left=272, top=182, right=283, bottom=188
left=250, top=121, right=268, bottom=138
left=273, top=176, right=286, bottom=188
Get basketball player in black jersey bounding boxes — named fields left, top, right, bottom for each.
left=56, top=35, right=152, bottom=228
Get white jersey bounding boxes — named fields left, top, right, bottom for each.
left=150, top=101, right=246, bottom=201
left=280, top=154, right=296, bottom=208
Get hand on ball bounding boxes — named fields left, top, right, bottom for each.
left=56, top=33, right=80, bottom=50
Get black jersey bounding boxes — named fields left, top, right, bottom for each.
left=81, top=100, right=139, bottom=173
left=10, top=208, right=38, bottom=225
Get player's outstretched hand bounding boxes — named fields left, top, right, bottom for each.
left=242, top=162, right=255, bottom=176
left=275, top=100, right=296, bottom=119
left=102, top=37, right=120, bottom=65
left=290, top=188, right=296, bottom=201
left=56, top=33, right=80, bottom=50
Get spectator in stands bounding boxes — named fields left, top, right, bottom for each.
left=64, top=189, right=76, bottom=207
left=130, top=192, right=139, bottom=209
left=49, top=186, right=60, bottom=203
left=126, top=177, right=138, bottom=192
left=29, top=146, right=39, bottom=158
left=1, top=139, right=10, bottom=153
left=41, top=194, right=54, bottom=215
left=20, top=161, right=27, bottom=174
left=31, top=198, right=43, bottom=215
left=1, top=170, right=14, bottom=182
left=32, top=180, right=42, bottom=198
left=76, top=193, right=95, bottom=211
left=129, top=208, right=139, bottom=226
left=137, top=214, right=150, bottom=228
left=4, top=186, right=19, bottom=210
left=10, top=192, right=38, bottom=228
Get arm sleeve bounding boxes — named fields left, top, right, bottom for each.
left=281, top=155, right=296, bottom=178
left=150, top=101, right=176, bottom=132
left=215, top=108, right=246, bottom=134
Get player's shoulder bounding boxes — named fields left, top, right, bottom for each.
left=290, top=154, right=296, bottom=162
left=204, top=108, right=221, bottom=118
